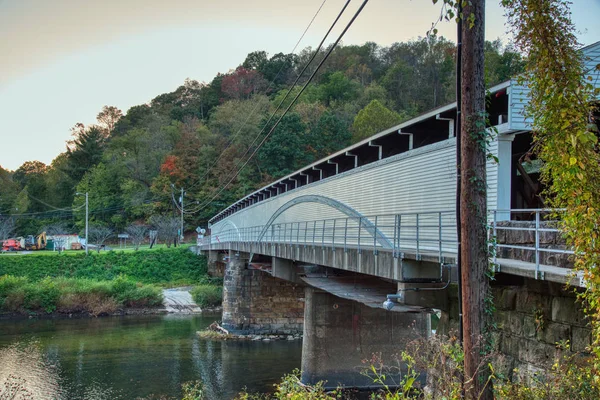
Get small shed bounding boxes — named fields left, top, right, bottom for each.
left=47, top=234, right=80, bottom=251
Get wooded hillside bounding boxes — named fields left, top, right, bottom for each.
left=0, top=37, right=524, bottom=237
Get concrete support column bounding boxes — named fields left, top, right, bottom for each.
left=301, top=287, right=431, bottom=388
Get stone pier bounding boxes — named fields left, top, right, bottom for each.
left=221, top=250, right=305, bottom=335
left=207, top=250, right=225, bottom=278
left=301, top=287, right=431, bottom=388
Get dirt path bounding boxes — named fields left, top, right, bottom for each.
left=162, top=287, right=201, bottom=313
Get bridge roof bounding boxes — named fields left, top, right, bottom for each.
left=209, top=80, right=513, bottom=224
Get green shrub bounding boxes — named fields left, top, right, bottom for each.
left=0, top=275, right=27, bottom=311
left=0, top=275, right=163, bottom=315
left=23, top=277, right=60, bottom=313
left=191, top=284, right=223, bottom=308
left=0, top=275, right=27, bottom=300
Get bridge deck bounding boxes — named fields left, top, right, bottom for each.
left=201, top=238, right=582, bottom=288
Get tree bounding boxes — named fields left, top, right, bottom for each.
left=125, top=224, right=148, bottom=250
left=0, top=216, right=15, bottom=240
left=13, top=161, right=48, bottom=188
left=259, top=52, right=297, bottom=87
left=96, top=106, right=123, bottom=136
left=257, top=113, right=308, bottom=179
left=65, top=124, right=106, bottom=182
left=306, top=112, right=351, bottom=159
left=221, top=67, right=269, bottom=100
left=73, top=163, right=121, bottom=229
left=484, top=39, right=525, bottom=86
left=242, top=50, right=268, bottom=70
left=12, top=161, right=49, bottom=214
left=351, top=100, right=403, bottom=143
left=318, top=71, right=359, bottom=105
left=88, top=225, right=113, bottom=253
left=151, top=215, right=179, bottom=248
left=0, top=166, right=20, bottom=213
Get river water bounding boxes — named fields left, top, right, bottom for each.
left=0, top=314, right=302, bottom=399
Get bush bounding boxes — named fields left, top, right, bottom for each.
left=0, top=275, right=163, bottom=315
left=191, top=284, right=223, bottom=308
left=23, top=277, right=61, bottom=313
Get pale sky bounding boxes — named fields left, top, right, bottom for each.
left=1, top=0, right=599, bottom=171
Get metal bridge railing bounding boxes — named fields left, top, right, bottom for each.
left=203, top=210, right=458, bottom=263
left=489, top=208, right=575, bottom=280
left=200, top=209, right=575, bottom=279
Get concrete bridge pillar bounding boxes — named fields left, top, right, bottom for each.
left=301, top=287, right=431, bottom=388
left=222, top=250, right=305, bottom=335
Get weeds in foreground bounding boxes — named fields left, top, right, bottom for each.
left=224, top=334, right=599, bottom=400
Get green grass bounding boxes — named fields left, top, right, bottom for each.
left=191, top=284, right=223, bottom=307
left=0, top=275, right=163, bottom=315
left=0, top=247, right=207, bottom=286
left=0, top=243, right=193, bottom=256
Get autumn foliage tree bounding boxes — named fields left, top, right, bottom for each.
left=221, top=67, right=269, bottom=100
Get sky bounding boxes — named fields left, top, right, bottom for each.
left=1, top=0, right=599, bottom=171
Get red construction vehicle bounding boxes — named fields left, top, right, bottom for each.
left=2, top=238, right=22, bottom=252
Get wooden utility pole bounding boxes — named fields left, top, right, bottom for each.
left=459, top=0, right=491, bottom=398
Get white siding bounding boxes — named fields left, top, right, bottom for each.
left=583, top=42, right=600, bottom=98
left=486, top=135, right=499, bottom=211
left=509, top=42, right=600, bottom=131
left=212, top=139, right=457, bottom=233
left=211, top=136, right=503, bottom=249
left=509, top=79, right=532, bottom=131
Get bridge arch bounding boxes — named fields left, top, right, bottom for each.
left=214, top=219, right=241, bottom=242
left=255, top=194, right=393, bottom=249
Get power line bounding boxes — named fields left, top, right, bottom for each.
left=194, top=0, right=370, bottom=214
left=181, top=0, right=354, bottom=216
left=26, top=192, right=85, bottom=212
left=184, top=0, right=329, bottom=194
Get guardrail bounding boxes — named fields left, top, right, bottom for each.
left=200, top=209, right=575, bottom=279
left=489, top=209, right=574, bottom=280
left=202, top=211, right=457, bottom=262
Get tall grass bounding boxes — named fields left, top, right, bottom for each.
left=0, top=275, right=163, bottom=316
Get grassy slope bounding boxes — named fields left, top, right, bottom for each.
left=0, top=247, right=211, bottom=315
left=0, top=247, right=207, bottom=285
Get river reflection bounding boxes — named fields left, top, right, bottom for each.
left=0, top=314, right=302, bottom=399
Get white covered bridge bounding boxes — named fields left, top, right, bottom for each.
left=201, top=42, right=600, bottom=288
left=197, top=42, right=599, bottom=387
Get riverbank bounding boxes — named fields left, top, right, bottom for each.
left=0, top=248, right=223, bottom=319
